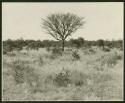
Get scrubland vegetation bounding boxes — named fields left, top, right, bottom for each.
left=2, top=40, right=123, bottom=100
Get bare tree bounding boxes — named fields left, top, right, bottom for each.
left=42, top=13, right=85, bottom=51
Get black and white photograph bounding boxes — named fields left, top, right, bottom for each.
left=2, top=2, right=124, bottom=101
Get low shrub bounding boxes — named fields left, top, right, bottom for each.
left=115, top=52, right=122, bottom=60
left=88, top=48, right=96, bottom=54
left=103, top=47, right=110, bottom=52
left=116, top=54, right=122, bottom=60
left=53, top=68, right=71, bottom=87
left=3, top=49, right=7, bottom=55
left=53, top=68, right=88, bottom=87
left=72, top=50, right=80, bottom=60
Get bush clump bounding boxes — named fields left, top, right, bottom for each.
left=72, top=50, right=80, bottom=60
left=53, top=68, right=88, bottom=87
left=3, top=49, right=7, bottom=55
left=88, top=48, right=96, bottom=54
left=103, top=47, right=110, bottom=52
left=53, top=68, right=71, bottom=87
left=115, top=52, right=122, bottom=60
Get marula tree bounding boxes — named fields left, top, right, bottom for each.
left=42, top=13, right=85, bottom=51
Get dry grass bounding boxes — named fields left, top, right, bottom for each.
left=2, top=47, right=123, bottom=101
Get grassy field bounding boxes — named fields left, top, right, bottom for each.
left=2, top=47, right=123, bottom=101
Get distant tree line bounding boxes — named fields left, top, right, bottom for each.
left=3, top=37, right=123, bottom=53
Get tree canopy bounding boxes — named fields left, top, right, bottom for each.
left=42, top=13, right=85, bottom=51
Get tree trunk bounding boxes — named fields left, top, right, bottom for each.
left=62, top=39, right=65, bottom=51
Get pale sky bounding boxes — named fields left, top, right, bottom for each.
left=2, top=2, right=123, bottom=41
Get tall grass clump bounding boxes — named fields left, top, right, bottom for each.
left=12, top=59, right=27, bottom=84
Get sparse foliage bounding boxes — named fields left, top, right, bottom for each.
left=42, top=13, right=84, bottom=51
